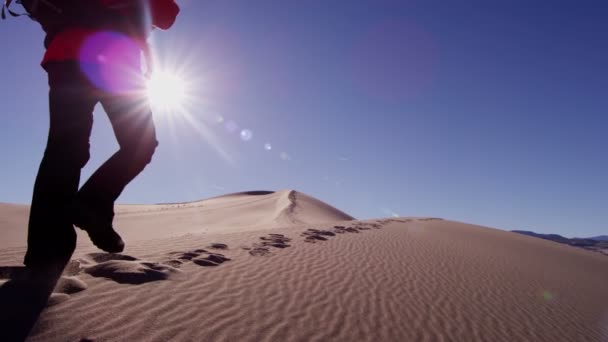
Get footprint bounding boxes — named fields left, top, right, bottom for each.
left=45, top=275, right=88, bottom=306
left=169, top=251, right=202, bottom=261
left=87, top=253, right=138, bottom=263
left=247, top=247, right=271, bottom=257
left=260, top=236, right=291, bottom=248
left=353, top=224, right=372, bottom=231
left=0, top=263, right=88, bottom=307
left=305, top=235, right=327, bottom=242
left=208, top=243, right=228, bottom=250
left=192, top=253, right=231, bottom=267
left=302, top=229, right=336, bottom=243
left=48, top=293, right=71, bottom=307
left=164, top=250, right=204, bottom=266
left=162, top=259, right=184, bottom=268
left=54, top=276, right=87, bottom=295
left=164, top=248, right=231, bottom=268
left=377, top=218, right=413, bottom=225
left=82, top=253, right=181, bottom=285
left=245, top=234, right=292, bottom=256
left=333, top=226, right=360, bottom=234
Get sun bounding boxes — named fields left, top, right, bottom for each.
left=146, top=70, right=187, bottom=112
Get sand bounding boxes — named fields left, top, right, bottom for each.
left=1, top=190, right=607, bottom=341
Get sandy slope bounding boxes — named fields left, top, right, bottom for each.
left=0, top=190, right=354, bottom=248
left=1, top=190, right=607, bottom=341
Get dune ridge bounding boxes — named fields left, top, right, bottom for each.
left=0, top=190, right=354, bottom=248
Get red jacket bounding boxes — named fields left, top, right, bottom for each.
left=42, top=0, right=179, bottom=65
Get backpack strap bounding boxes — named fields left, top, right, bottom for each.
left=2, top=0, right=29, bottom=19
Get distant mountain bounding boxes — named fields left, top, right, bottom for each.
left=511, top=230, right=571, bottom=244
left=588, top=235, right=608, bottom=241
left=512, top=230, right=608, bottom=256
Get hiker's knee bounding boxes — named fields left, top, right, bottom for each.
left=139, top=139, right=158, bottom=165
left=123, top=138, right=158, bottom=168
left=73, top=144, right=91, bottom=168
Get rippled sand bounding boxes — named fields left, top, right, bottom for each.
left=1, top=190, right=607, bottom=341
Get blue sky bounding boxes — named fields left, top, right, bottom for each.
left=1, top=0, right=606, bottom=237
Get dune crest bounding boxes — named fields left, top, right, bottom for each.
left=0, top=190, right=354, bottom=247
left=110, top=189, right=355, bottom=241
left=200, top=189, right=354, bottom=225
left=276, top=190, right=355, bottom=225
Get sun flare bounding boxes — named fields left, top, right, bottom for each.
left=146, top=70, right=187, bottom=112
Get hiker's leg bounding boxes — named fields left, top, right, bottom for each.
left=24, top=63, right=96, bottom=267
left=76, top=90, right=157, bottom=221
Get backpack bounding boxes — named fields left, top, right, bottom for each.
left=2, top=0, right=178, bottom=34
left=3, top=1, right=121, bottom=41
left=1, top=0, right=25, bottom=19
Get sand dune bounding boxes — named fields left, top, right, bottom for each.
left=1, top=191, right=607, bottom=341
left=0, top=190, right=354, bottom=248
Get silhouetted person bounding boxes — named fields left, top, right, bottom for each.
left=22, top=0, right=180, bottom=269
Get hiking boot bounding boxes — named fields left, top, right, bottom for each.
left=71, top=202, right=125, bottom=253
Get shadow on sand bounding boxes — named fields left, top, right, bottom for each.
left=0, top=262, right=65, bottom=342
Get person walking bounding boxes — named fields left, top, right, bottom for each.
left=18, top=0, right=180, bottom=268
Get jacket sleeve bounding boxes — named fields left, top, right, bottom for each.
left=150, top=0, right=180, bottom=30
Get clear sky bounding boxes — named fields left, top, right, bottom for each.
left=1, top=0, right=606, bottom=237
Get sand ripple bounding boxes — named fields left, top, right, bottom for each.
left=15, top=219, right=608, bottom=341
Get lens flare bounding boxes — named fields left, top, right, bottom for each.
left=240, top=129, right=253, bottom=141
left=79, top=31, right=144, bottom=94
left=264, top=143, right=272, bottom=151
